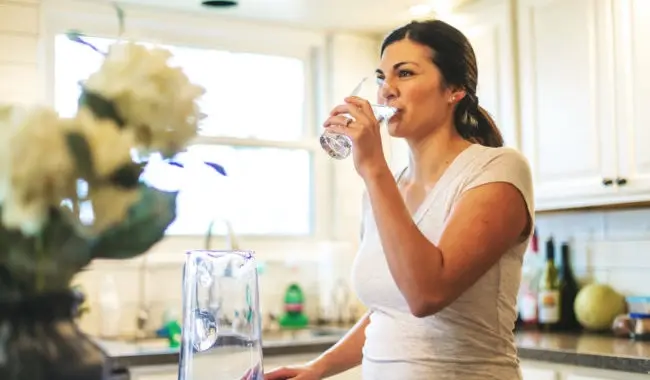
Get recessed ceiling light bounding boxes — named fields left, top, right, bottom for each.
left=409, top=4, right=434, bottom=17
left=202, top=0, right=238, bottom=7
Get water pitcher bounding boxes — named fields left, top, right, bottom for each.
left=179, top=250, right=263, bottom=380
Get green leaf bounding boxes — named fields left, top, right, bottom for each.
left=65, top=132, right=95, bottom=181
left=78, top=90, right=126, bottom=127
left=65, top=30, right=106, bottom=55
left=0, top=207, right=93, bottom=294
left=89, top=185, right=178, bottom=260
left=108, top=162, right=146, bottom=189
left=113, top=2, right=126, bottom=37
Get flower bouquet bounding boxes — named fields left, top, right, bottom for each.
left=0, top=8, right=224, bottom=380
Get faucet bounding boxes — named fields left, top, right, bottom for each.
left=204, top=218, right=240, bottom=328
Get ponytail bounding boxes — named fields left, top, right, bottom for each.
left=453, top=94, right=504, bottom=148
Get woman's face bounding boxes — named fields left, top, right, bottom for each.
left=376, top=39, right=462, bottom=139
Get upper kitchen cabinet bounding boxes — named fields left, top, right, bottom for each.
left=517, top=0, right=619, bottom=211
left=611, top=0, right=650, bottom=203
left=445, top=0, right=520, bottom=149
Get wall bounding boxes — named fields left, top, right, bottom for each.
left=535, top=208, right=650, bottom=296
left=0, top=0, right=44, bottom=104
left=0, top=0, right=380, bottom=337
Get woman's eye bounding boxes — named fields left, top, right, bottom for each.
left=398, top=70, right=413, bottom=78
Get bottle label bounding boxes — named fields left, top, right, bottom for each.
left=520, top=292, right=538, bottom=322
left=538, top=290, right=560, bottom=323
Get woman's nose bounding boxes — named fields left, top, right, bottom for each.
left=378, top=80, right=398, bottom=103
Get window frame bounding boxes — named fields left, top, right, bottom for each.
left=42, top=1, right=333, bottom=242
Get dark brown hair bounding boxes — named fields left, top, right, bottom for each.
left=381, top=20, right=504, bottom=147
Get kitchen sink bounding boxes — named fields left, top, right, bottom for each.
left=262, top=326, right=348, bottom=342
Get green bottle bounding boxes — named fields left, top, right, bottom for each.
left=279, top=283, right=309, bottom=329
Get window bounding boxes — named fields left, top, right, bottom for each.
left=54, top=35, right=318, bottom=237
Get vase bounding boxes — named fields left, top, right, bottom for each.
left=0, top=290, right=110, bottom=380
left=179, top=250, right=264, bottom=380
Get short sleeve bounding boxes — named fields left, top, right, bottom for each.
left=463, top=147, right=535, bottom=223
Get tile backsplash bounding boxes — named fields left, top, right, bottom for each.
left=72, top=241, right=362, bottom=338
left=535, top=207, right=650, bottom=296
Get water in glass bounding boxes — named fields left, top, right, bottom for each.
left=319, top=78, right=397, bottom=159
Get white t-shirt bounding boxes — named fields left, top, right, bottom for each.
left=351, top=144, right=535, bottom=380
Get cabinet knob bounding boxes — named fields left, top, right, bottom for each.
left=602, top=178, right=614, bottom=186
left=616, top=177, right=628, bottom=186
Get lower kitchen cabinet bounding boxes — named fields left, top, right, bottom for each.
left=521, top=359, right=649, bottom=380
left=521, top=365, right=559, bottom=380
left=129, top=364, right=177, bottom=380
left=128, top=354, right=362, bottom=380
left=263, top=353, right=362, bottom=379
left=127, top=358, right=638, bottom=380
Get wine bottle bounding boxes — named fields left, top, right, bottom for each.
left=517, top=227, right=541, bottom=330
left=537, top=237, right=560, bottom=331
left=558, top=242, right=581, bottom=331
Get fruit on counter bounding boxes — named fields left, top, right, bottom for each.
left=574, top=283, right=626, bottom=331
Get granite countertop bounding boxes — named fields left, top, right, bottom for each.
left=101, top=327, right=345, bottom=370
left=101, top=329, right=650, bottom=374
left=516, top=331, right=650, bottom=374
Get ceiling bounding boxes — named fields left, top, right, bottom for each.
left=108, top=0, right=470, bottom=34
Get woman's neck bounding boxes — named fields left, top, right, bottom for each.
left=405, top=128, right=473, bottom=185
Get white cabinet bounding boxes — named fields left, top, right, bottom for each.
left=129, top=364, right=177, bottom=380
left=611, top=0, right=650, bottom=199
left=263, top=353, right=361, bottom=379
left=517, top=0, right=650, bottom=210
left=444, top=0, right=520, bottom=150
left=521, top=359, right=649, bottom=380
left=521, top=365, right=559, bottom=380
left=517, top=0, right=618, bottom=210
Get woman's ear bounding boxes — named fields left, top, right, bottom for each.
left=448, top=89, right=467, bottom=104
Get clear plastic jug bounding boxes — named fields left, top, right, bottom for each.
left=179, top=250, right=263, bottom=380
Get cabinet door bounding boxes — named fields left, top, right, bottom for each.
left=517, top=0, right=618, bottom=210
left=330, top=365, right=362, bottom=379
left=521, top=366, right=559, bottom=380
left=445, top=0, right=520, bottom=150
left=612, top=0, right=650, bottom=199
left=263, top=354, right=361, bottom=379
left=129, top=364, right=178, bottom=380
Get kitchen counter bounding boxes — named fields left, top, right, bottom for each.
left=516, top=331, right=650, bottom=374
left=100, top=327, right=346, bottom=371
left=101, top=329, right=650, bottom=375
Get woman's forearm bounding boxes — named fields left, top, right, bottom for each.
left=362, top=170, right=442, bottom=312
left=308, top=312, right=370, bottom=378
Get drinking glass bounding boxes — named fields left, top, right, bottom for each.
left=319, top=77, right=397, bottom=159
left=179, top=250, right=263, bottom=380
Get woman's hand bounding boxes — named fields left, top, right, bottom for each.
left=323, top=96, right=390, bottom=179
left=263, top=364, right=323, bottom=380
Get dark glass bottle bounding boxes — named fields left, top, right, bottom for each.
left=558, top=242, right=581, bottom=331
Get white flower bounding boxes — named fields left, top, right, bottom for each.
left=84, top=41, right=205, bottom=157
left=0, top=106, right=76, bottom=235
left=63, top=108, right=140, bottom=234
left=72, top=107, right=135, bottom=178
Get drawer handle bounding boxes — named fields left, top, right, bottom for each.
left=616, top=177, right=628, bottom=186
left=602, top=178, right=613, bottom=186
